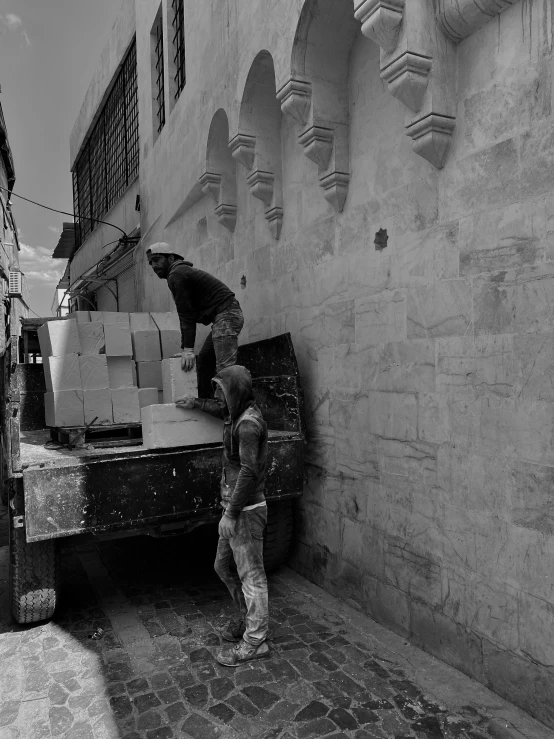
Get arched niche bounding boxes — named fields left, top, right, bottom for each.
left=277, top=0, right=360, bottom=212
left=229, top=51, right=283, bottom=240
left=199, top=109, right=237, bottom=232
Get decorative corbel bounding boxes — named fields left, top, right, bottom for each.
left=354, top=0, right=456, bottom=169
left=278, top=76, right=350, bottom=212
left=354, top=0, right=405, bottom=53
left=199, top=171, right=237, bottom=233
left=436, top=0, right=518, bottom=42
left=229, top=133, right=283, bottom=239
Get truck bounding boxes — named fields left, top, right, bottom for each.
left=1, top=320, right=304, bottom=624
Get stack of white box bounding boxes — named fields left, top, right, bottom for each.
left=39, top=310, right=183, bottom=429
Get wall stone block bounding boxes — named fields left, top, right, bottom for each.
left=518, top=591, right=554, bottom=667
left=384, top=536, right=442, bottom=608
left=407, top=279, right=472, bottom=338
left=364, top=339, right=436, bottom=393
left=296, top=500, right=342, bottom=556
left=513, top=333, right=554, bottom=402
left=355, top=289, right=407, bottom=346
left=510, top=460, right=554, bottom=535
left=437, top=335, right=514, bottom=398
left=367, top=390, right=418, bottom=440
left=396, top=222, right=459, bottom=285
left=378, top=438, right=437, bottom=487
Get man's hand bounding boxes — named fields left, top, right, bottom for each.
left=218, top=514, right=237, bottom=539
left=175, top=395, right=196, bottom=410
left=178, top=349, right=196, bottom=371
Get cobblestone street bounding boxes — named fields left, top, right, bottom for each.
left=0, top=507, right=548, bottom=739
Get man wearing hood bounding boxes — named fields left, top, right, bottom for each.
left=146, top=243, right=244, bottom=397
left=177, top=365, right=270, bottom=666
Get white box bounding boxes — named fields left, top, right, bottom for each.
left=162, top=357, right=197, bottom=402
left=77, top=322, right=105, bottom=355
left=72, top=311, right=90, bottom=323
left=107, top=357, right=135, bottom=389
left=83, top=389, right=113, bottom=425
left=44, top=390, right=85, bottom=427
left=132, top=361, right=137, bottom=386
left=38, top=319, right=81, bottom=357
left=79, top=355, right=109, bottom=390
left=90, top=311, right=130, bottom=324
left=112, top=387, right=141, bottom=424
left=138, top=388, right=159, bottom=409
left=141, top=404, right=223, bottom=449
left=136, top=360, right=163, bottom=390
left=104, top=322, right=133, bottom=356
left=130, top=313, right=161, bottom=361
left=43, top=354, right=81, bottom=392
left=150, top=312, right=182, bottom=359
left=158, top=390, right=164, bottom=405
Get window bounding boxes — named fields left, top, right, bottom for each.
left=171, top=0, right=186, bottom=99
left=152, top=11, right=166, bottom=134
left=72, top=40, right=139, bottom=249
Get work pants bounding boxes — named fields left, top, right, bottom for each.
left=214, top=505, right=269, bottom=646
left=196, top=300, right=244, bottom=398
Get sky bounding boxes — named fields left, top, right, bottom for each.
left=0, top=0, right=121, bottom=316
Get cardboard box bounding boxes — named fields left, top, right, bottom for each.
left=141, top=404, right=223, bottom=449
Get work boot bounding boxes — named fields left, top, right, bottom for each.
left=216, top=639, right=270, bottom=667
left=221, top=618, right=246, bottom=642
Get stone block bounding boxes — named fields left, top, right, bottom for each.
left=112, top=388, right=141, bottom=424
left=38, top=319, right=81, bottom=357
left=132, top=361, right=137, bottom=386
left=510, top=460, right=554, bottom=535
left=138, top=388, right=159, bottom=409
left=130, top=313, right=161, bottom=361
left=79, top=355, right=109, bottom=391
left=355, top=289, right=407, bottom=347
left=104, top=322, right=133, bottom=357
left=43, top=354, right=82, bottom=392
left=407, top=279, right=472, bottom=338
left=72, top=311, right=90, bottom=323
left=367, top=391, right=417, bottom=441
left=107, top=357, right=135, bottom=389
left=83, top=389, right=113, bottom=426
left=162, top=358, right=197, bottom=402
left=141, top=404, right=223, bottom=449
left=136, top=361, right=163, bottom=390
left=77, top=322, right=105, bottom=355
left=44, top=390, right=85, bottom=427
left=150, top=312, right=182, bottom=358
left=158, top=390, right=164, bottom=404
left=90, top=311, right=130, bottom=324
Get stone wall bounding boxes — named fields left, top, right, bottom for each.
left=77, top=0, right=554, bottom=727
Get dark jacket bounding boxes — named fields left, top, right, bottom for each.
left=195, top=365, right=268, bottom=518
left=167, top=260, right=236, bottom=349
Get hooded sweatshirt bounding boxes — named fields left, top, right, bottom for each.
left=167, top=260, right=236, bottom=349
left=194, top=365, right=268, bottom=518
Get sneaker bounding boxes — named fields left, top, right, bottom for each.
left=216, top=639, right=270, bottom=667
left=221, top=618, right=246, bottom=642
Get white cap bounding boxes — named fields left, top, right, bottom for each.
left=146, top=242, right=182, bottom=259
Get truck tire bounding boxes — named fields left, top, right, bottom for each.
left=10, top=521, right=58, bottom=624
left=264, top=499, right=294, bottom=572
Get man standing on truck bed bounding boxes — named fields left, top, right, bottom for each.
left=177, top=365, right=270, bottom=666
left=147, top=243, right=244, bottom=397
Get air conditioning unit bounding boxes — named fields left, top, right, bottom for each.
left=8, top=270, right=22, bottom=297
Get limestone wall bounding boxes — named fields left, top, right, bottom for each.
left=80, top=0, right=554, bottom=726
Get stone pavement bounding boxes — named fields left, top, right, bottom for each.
left=0, top=514, right=549, bottom=739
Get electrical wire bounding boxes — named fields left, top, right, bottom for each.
left=0, top=185, right=129, bottom=238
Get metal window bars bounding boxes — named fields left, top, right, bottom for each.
left=72, top=40, right=139, bottom=249
left=154, top=14, right=166, bottom=133
left=171, top=0, right=186, bottom=99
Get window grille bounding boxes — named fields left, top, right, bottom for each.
left=72, top=40, right=139, bottom=249
left=153, top=14, right=166, bottom=133
left=171, top=0, right=186, bottom=99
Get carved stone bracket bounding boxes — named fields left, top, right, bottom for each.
left=354, top=0, right=405, bottom=53
left=381, top=52, right=432, bottom=112
left=265, top=206, right=283, bottom=241
left=354, top=0, right=456, bottom=169
left=199, top=171, right=237, bottom=232
left=406, top=113, right=456, bottom=169
left=298, top=126, right=334, bottom=170
left=276, top=78, right=312, bottom=125
left=229, top=134, right=256, bottom=170
left=246, top=170, right=275, bottom=207
left=320, top=171, right=350, bottom=213
left=436, top=0, right=518, bottom=42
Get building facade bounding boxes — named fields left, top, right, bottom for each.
left=66, top=0, right=554, bottom=726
